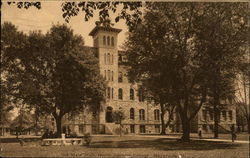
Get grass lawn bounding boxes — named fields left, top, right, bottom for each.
left=0, top=136, right=249, bottom=158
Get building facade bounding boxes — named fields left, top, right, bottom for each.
left=62, top=25, right=236, bottom=135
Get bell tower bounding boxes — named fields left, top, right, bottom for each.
left=89, top=22, right=122, bottom=125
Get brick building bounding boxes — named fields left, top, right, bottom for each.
left=62, top=25, right=236, bottom=135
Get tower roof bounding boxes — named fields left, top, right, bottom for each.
left=89, top=26, right=122, bottom=36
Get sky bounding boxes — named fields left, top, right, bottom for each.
left=1, top=1, right=129, bottom=49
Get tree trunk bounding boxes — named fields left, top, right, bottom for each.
left=179, top=109, right=190, bottom=142
left=160, top=104, right=166, bottom=135
left=214, top=104, right=219, bottom=138
left=55, top=116, right=62, bottom=138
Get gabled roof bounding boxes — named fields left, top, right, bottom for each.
left=89, top=26, right=122, bottom=36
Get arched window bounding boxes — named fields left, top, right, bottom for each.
left=107, top=53, right=110, bottom=64
left=130, top=89, right=134, bottom=100
left=138, top=88, right=144, bottom=102
left=103, top=36, right=106, bottom=45
left=111, top=54, right=114, bottom=64
left=154, top=109, right=160, bottom=121
left=130, top=108, right=135, bottom=120
left=111, top=71, right=114, bottom=81
left=118, top=88, right=123, bottom=100
left=139, top=109, right=145, bottom=120
left=107, top=36, right=110, bottom=45
left=108, top=70, right=110, bottom=81
left=111, top=37, right=114, bottom=46
left=118, top=72, right=123, bottom=83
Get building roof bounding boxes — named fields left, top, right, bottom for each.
left=89, top=26, right=122, bottom=36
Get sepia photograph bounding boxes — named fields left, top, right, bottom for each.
left=1, top=1, right=249, bottom=158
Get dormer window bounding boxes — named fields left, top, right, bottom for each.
left=103, top=36, right=106, bottom=45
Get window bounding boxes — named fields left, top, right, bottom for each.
left=111, top=88, right=114, bottom=99
left=138, top=88, right=144, bottom=102
left=118, top=72, right=123, bottom=82
left=108, top=70, right=111, bottom=81
left=107, top=53, right=110, bottom=64
left=155, top=125, right=160, bottom=133
left=104, top=70, right=106, bottom=80
left=222, top=111, right=227, bottom=121
left=111, top=54, right=114, bottom=64
left=154, top=109, right=160, bottom=121
left=111, top=71, right=114, bottom=81
left=103, top=36, right=106, bottom=45
left=229, top=111, right=233, bottom=121
left=79, top=125, right=84, bottom=134
left=104, top=53, right=106, bottom=64
left=118, top=88, right=123, bottom=100
left=106, top=106, right=113, bottom=123
left=202, top=110, right=207, bottom=121
left=139, top=125, right=146, bottom=133
left=107, top=87, right=111, bottom=99
left=107, top=36, right=110, bottom=45
left=130, top=89, right=134, bottom=100
left=119, top=54, right=122, bottom=62
left=111, top=37, right=114, bottom=46
left=130, top=108, right=135, bottom=120
left=130, top=125, right=135, bottom=133
left=139, top=109, right=145, bottom=120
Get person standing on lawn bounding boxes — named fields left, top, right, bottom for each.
left=231, top=124, right=237, bottom=142
left=198, top=127, right=202, bottom=139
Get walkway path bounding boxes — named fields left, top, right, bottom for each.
left=94, top=134, right=249, bottom=144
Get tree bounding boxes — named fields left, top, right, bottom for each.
left=194, top=3, right=248, bottom=138
left=5, top=2, right=143, bottom=30
left=10, top=107, right=34, bottom=138
left=125, top=3, right=208, bottom=142
left=112, top=109, right=125, bottom=137
left=234, top=62, right=250, bottom=133
left=125, top=2, right=248, bottom=141
left=1, top=23, right=106, bottom=137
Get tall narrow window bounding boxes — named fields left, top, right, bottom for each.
left=107, top=87, right=111, bottom=99
left=111, top=71, right=114, bottom=81
left=139, top=109, right=145, bottom=120
left=139, top=125, right=145, bottom=133
left=103, top=36, right=106, bottom=45
left=138, top=88, right=144, bottom=102
left=111, top=37, right=114, bottom=46
left=118, top=72, right=123, bottom=83
left=108, top=70, right=110, bottom=81
left=104, top=70, right=106, bottom=80
left=104, top=53, right=106, bottom=64
left=118, top=88, right=123, bottom=100
left=111, top=88, right=114, bottom=99
left=222, top=111, right=227, bottom=121
left=111, top=54, right=114, bottom=64
left=130, top=89, right=134, bottom=100
left=107, top=53, right=110, bottom=64
left=154, top=109, right=160, bottom=121
left=107, top=36, right=110, bottom=45
left=130, top=108, right=135, bottom=120
left=130, top=125, right=135, bottom=133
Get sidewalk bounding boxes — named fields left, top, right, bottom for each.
left=93, top=134, right=249, bottom=144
